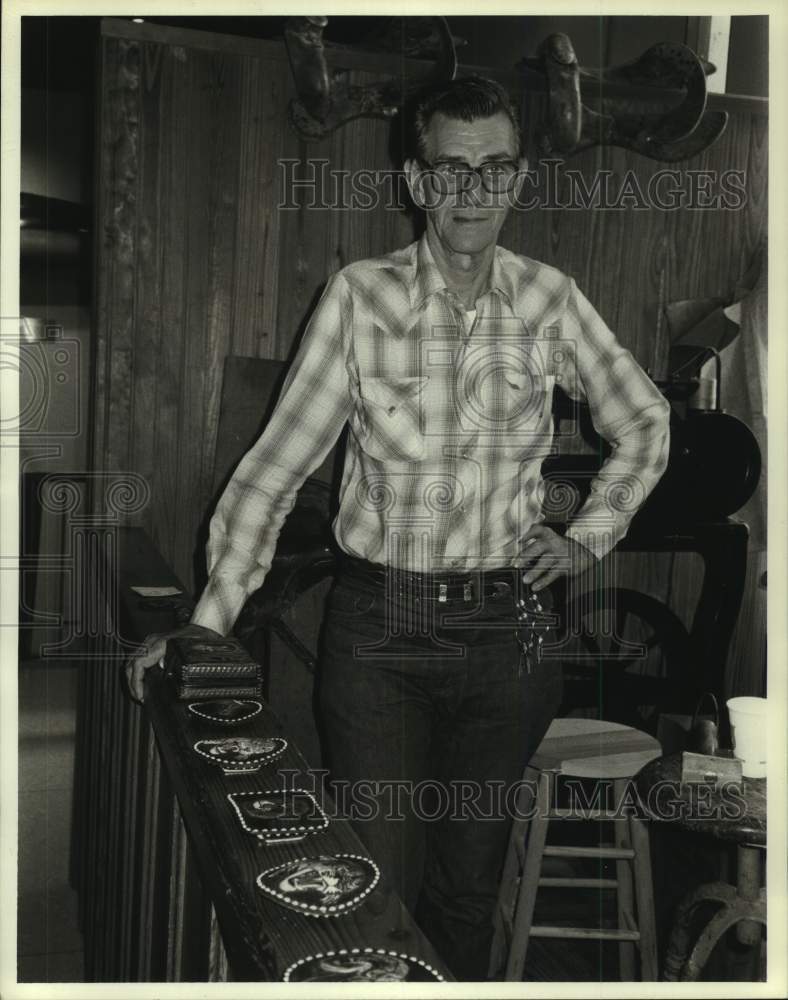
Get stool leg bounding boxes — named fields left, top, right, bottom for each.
left=489, top=768, right=539, bottom=979
left=736, top=844, right=763, bottom=946
left=613, top=779, right=636, bottom=981
left=629, top=812, right=658, bottom=980
left=504, top=771, right=551, bottom=982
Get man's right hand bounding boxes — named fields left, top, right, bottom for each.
left=125, top=623, right=222, bottom=703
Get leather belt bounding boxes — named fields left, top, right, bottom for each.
left=337, top=554, right=554, bottom=675
left=338, top=554, right=521, bottom=604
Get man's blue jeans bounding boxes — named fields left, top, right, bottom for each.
left=318, top=563, right=563, bottom=981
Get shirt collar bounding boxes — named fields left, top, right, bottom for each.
left=412, top=232, right=515, bottom=311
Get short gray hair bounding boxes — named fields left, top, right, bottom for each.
left=412, top=75, right=523, bottom=160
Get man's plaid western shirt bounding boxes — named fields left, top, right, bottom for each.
left=192, top=234, right=671, bottom=635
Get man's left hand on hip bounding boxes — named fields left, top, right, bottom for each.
left=520, top=525, right=597, bottom=592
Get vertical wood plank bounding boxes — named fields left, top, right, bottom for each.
left=229, top=53, right=286, bottom=359
left=177, top=48, right=243, bottom=588
left=724, top=547, right=766, bottom=697
left=166, top=801, right=188, bottom=981
left=132, top=41, right=165, bottom=490
left=208, top=905, right=230, bottom=982
left=145, top=42, right=189, bottom=578
left=94, top=36, right=141, bottom=476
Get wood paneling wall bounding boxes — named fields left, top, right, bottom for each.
left=93, top=18, right=767, bottom=704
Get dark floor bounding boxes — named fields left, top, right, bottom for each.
left=18, top=658, right=84, bottom=982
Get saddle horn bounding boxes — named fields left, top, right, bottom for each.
left=285, top=16, right=457, bottom=142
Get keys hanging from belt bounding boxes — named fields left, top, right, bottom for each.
left=516, top=591, right=550, bottom=676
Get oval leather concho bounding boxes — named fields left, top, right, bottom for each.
left=193, top=736, right=287, bottom=774
left=255, top=854, right=379, bottom=916
left=186, top=699, right=262, bottom=725
left=283, top=948, right=444, bottom=981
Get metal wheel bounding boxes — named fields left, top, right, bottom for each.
left=558, top=588, right=694, bottom=729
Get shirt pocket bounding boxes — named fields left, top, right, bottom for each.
left=359, top=375, right=428, bottom=462
left=499, top=372, right=556, bottom=455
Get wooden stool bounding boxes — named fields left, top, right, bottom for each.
left=489, top=718, right=663, bottom=981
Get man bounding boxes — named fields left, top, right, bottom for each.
left=127, top=76, right=670, bottom=980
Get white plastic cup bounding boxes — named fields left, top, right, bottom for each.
left=726, top=696, right=768, bottom=778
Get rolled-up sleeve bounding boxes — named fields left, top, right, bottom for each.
left=191, top=273, right=354, bottom=634
left=561, top=278, right=671, bottom=561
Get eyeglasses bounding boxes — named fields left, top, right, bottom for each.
left=418, top=158, right=521, bottom=194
